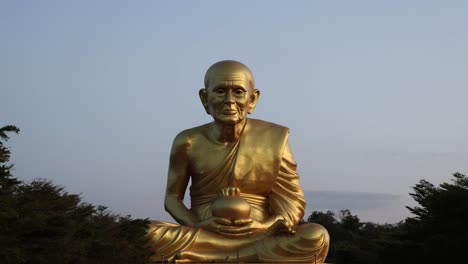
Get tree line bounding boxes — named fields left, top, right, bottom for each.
left=2, top=125, right=468, bottom=263
left=307, top=173, right=468, bottom=263
left=1, top=126, right=150, bottom=264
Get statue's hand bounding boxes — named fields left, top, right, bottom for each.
left=215, top=218, right=282, bottom=237
left=195, top=217, right=236, bottom=233
left=197, top=217, right=296, bottom=237
left=229, top=218, right=267, bottom=235
left=232, top=217, right=296, bottom=236
left=196, top=217, right=258, bottom=237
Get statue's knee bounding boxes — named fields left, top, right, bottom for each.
left=296, top=223, right=329, bottom=241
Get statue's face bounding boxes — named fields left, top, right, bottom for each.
left=201, top=72, right=259, bottom=125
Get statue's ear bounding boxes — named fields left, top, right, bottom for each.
left=199, top=88, right=210, bottom=114
left=247, top=89, right=260, bottom=114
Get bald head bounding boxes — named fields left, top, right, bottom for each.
left=204, top=60, right=255, bottom=89
left=199, top=60, right=260, bottom=121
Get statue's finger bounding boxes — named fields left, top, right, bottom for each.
left=218, top=230, right=253, bottom=238
left=233, top=218, right=253, bottom=226
left=214, top=217, right=232, bottom=225
left=220, top=225, right=253, bottom=234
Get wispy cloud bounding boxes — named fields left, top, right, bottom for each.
left=305, top=190, right=399, bottom=210
left=304, top=190, right=413, bottom=223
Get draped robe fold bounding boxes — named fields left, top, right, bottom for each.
left=147, top=119, right=329, bottom=262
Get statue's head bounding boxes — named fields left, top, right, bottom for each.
left=200, top=60, right=260, bottom=124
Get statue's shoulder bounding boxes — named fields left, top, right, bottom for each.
left=172, top=123, right=211, bottom=146
left=243, top=118, right=290, bottom=158
left=247, top=118, right=290, bottom=135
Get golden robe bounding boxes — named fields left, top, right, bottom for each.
left=148, top=118, right=329, bottom=262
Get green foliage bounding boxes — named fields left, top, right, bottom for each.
left=308, top=173, right=468, bottom=263
left=0, top=125, right=21, bottom=188
left=308, top=209, right=401, bottom=263
left=0, top=125, right=22, bottom=262
left=0, top=126, right=152, bottom=264
left=402, top=172, right=468, bottom=262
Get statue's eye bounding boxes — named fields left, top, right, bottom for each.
left=234, top=89, right=245, bottom=95
left=215, top=88, right=225, bottom=94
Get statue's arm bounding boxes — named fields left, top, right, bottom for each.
left=229, top=140, right=303, bottom=236
left=164, top=132, right=199, bottom=226
left=269, top=140, right=306, bottom=227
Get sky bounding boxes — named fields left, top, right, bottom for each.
left=1, top=0, right=467, bottom=223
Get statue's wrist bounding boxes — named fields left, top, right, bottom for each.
left=262, top=214, right=283, bottom=227
left=273, top=214, right=285, bottom=223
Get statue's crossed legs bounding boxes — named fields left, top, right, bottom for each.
left=148, top=221, right=329, bottom=263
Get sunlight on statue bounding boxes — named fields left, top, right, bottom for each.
left=147, top=60, right=330, bottom=263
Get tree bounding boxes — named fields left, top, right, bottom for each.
left=308, top=209, right=402, bottom=263
left=7, top=180, right=152, bottom=264
left=308, top=209, right=366, bottom=263
left=0, top=126, right=152, bottom=263
left=0, top=125, right=21, bottom=262
left=307, top=210, right=337, bottom=232
left=402, top=173, right=468, bottom=262
left=0, top=125, right=21, bottom=188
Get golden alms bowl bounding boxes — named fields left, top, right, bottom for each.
left=211, top=187, right=251, bottom=221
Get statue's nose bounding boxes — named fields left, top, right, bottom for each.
left=224, top=91, right=235, bottom=104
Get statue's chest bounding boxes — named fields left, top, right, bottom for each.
left=189, top=143, right=233, bottom=179
left=188, top=140, right=277, bottom=194
left=232, top=144, right=277, bottom=192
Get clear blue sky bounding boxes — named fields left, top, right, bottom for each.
left=2, top=0, right=467, bottom=223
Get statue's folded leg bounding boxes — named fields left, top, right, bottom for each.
left=149, top=221, right=329, bottom=263
left=255, top=223, right=330, bottom=263
left=147, top=221, right=258, bottom=262
left=147, top=221, right=201, bottom=262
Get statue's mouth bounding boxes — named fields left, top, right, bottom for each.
left=222, top=110, right=237, bottom=115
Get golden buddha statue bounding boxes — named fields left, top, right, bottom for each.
left=147, top=60, right=330, bottom=263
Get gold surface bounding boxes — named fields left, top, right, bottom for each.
left=147, top=60, right=330, bottom=263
